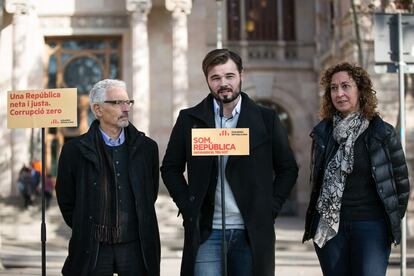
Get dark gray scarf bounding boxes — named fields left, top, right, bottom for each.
left=92, top=126, right=121, bottom=244
left=314, top=112, right=369, bottom=248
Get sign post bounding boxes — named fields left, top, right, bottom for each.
left=7, top=88, right=77, bottom=276
left=374, top=13, right=414, bottom=276
left=192, top=127, right=249, bottom=276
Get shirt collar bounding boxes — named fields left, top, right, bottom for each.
left=213, top=95, right=242, bottom=118
left=99, top=127, right=125, bottom=147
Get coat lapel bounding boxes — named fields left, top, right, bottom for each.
left=187, top=94, right=215, bottom=128
left=236, top=92, right=268, bottom=151
left=79, top=121, right=100, bottom=171
left=225, top=93, right=269, bottom=168
left=125, top=123, right=145, bottom=157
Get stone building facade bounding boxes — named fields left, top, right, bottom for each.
left=0, top=0, right=412, bottom=216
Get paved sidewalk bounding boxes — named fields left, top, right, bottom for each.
left=1, top=193, right=413, bottom=275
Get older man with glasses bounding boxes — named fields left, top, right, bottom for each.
left=56, top=79, right=160, bottom=276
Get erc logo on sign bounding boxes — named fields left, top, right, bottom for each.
left=219, top=129, right=230, bottom=136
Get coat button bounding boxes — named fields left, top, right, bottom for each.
left=189, top=195, right=195, bottom=202
left=189, top=217, right=193, bottom=222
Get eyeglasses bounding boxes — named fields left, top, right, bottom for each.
left=102, top=100, right=134, bottom=107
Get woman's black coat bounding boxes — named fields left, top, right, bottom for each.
left=56, top=120, right=160, bottom=276
left=303, top=115, right=410, bottom=244
left=161, top=92, right=298, bottom=276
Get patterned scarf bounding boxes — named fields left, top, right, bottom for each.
left=314, top=112, right=369, bottom=248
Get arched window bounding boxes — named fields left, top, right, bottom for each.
left=45, top=37, right=122, bottom=133
left=255, top=98, right=295, bottom=215
left=255, top=99, right=292, bottom=136
left=44, top=37, right=122, bottom=176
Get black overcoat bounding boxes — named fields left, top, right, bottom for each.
left=56, top=120, right=160, bottom=276
left=161, top=92, right=298, bottom=276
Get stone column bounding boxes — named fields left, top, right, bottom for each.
left=239, top=0, right=248, bottom=63
left=276, top=0, right=285, bottom=60
left=277, top=0, right=283, bottom=40
left=0, top=3, right=3, bottom=268
left=6, top=0, right=35, bottom=195
left=0, top=1, right=3, bottom=43
left=166, top=0, right=192, bottom=122
left=126, top=0, right=152, bottom=135
left=384, top=0, right=398, bottom=12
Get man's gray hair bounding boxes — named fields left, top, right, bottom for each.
left=89, top=79, right=126, bottom=115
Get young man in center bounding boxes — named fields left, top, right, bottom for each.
left=161, top=48, right=298, bottom=276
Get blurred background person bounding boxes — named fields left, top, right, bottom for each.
left=17, top=165, right=34, bottom=208
left=31, top=159, right=42, bottom=196
left=44, top=173, right=54, bottom=209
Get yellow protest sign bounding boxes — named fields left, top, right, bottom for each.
left=7, top=88, right=78, bottom=128
left=192, top=128, right=249, bottom=156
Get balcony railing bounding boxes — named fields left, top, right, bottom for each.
left=226, top=40, right=315, bottom=66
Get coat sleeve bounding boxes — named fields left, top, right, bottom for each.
left=270, top=111, right=299, bottom=218
left=55, top=143, right=76, bottom=228
left=387, top=128, right=410, bottom=218
left=150, top=140, right=160, bottom=204
left=160, top=111, right=190, bottom=218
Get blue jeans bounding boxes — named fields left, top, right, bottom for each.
left=314, top=219, right=391, bottom=276
left=194, top=229, right=253, bottom=276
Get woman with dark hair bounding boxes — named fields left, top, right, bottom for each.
left=303, top=62, right=410, bottom=276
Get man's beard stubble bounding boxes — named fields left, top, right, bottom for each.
left=209, top=80, right=242, bottom=104
left=117, top=121, right=129, bottom=128
left=117, top=112, right=129, bottom=128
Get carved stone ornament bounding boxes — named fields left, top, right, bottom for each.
left=165, top=0, right=192, bottom=14
left=39, top=15, right=128, bottom=29
left=126, top=0, right=152, bottom=13
left=5, top=0, right=35, bottom=15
